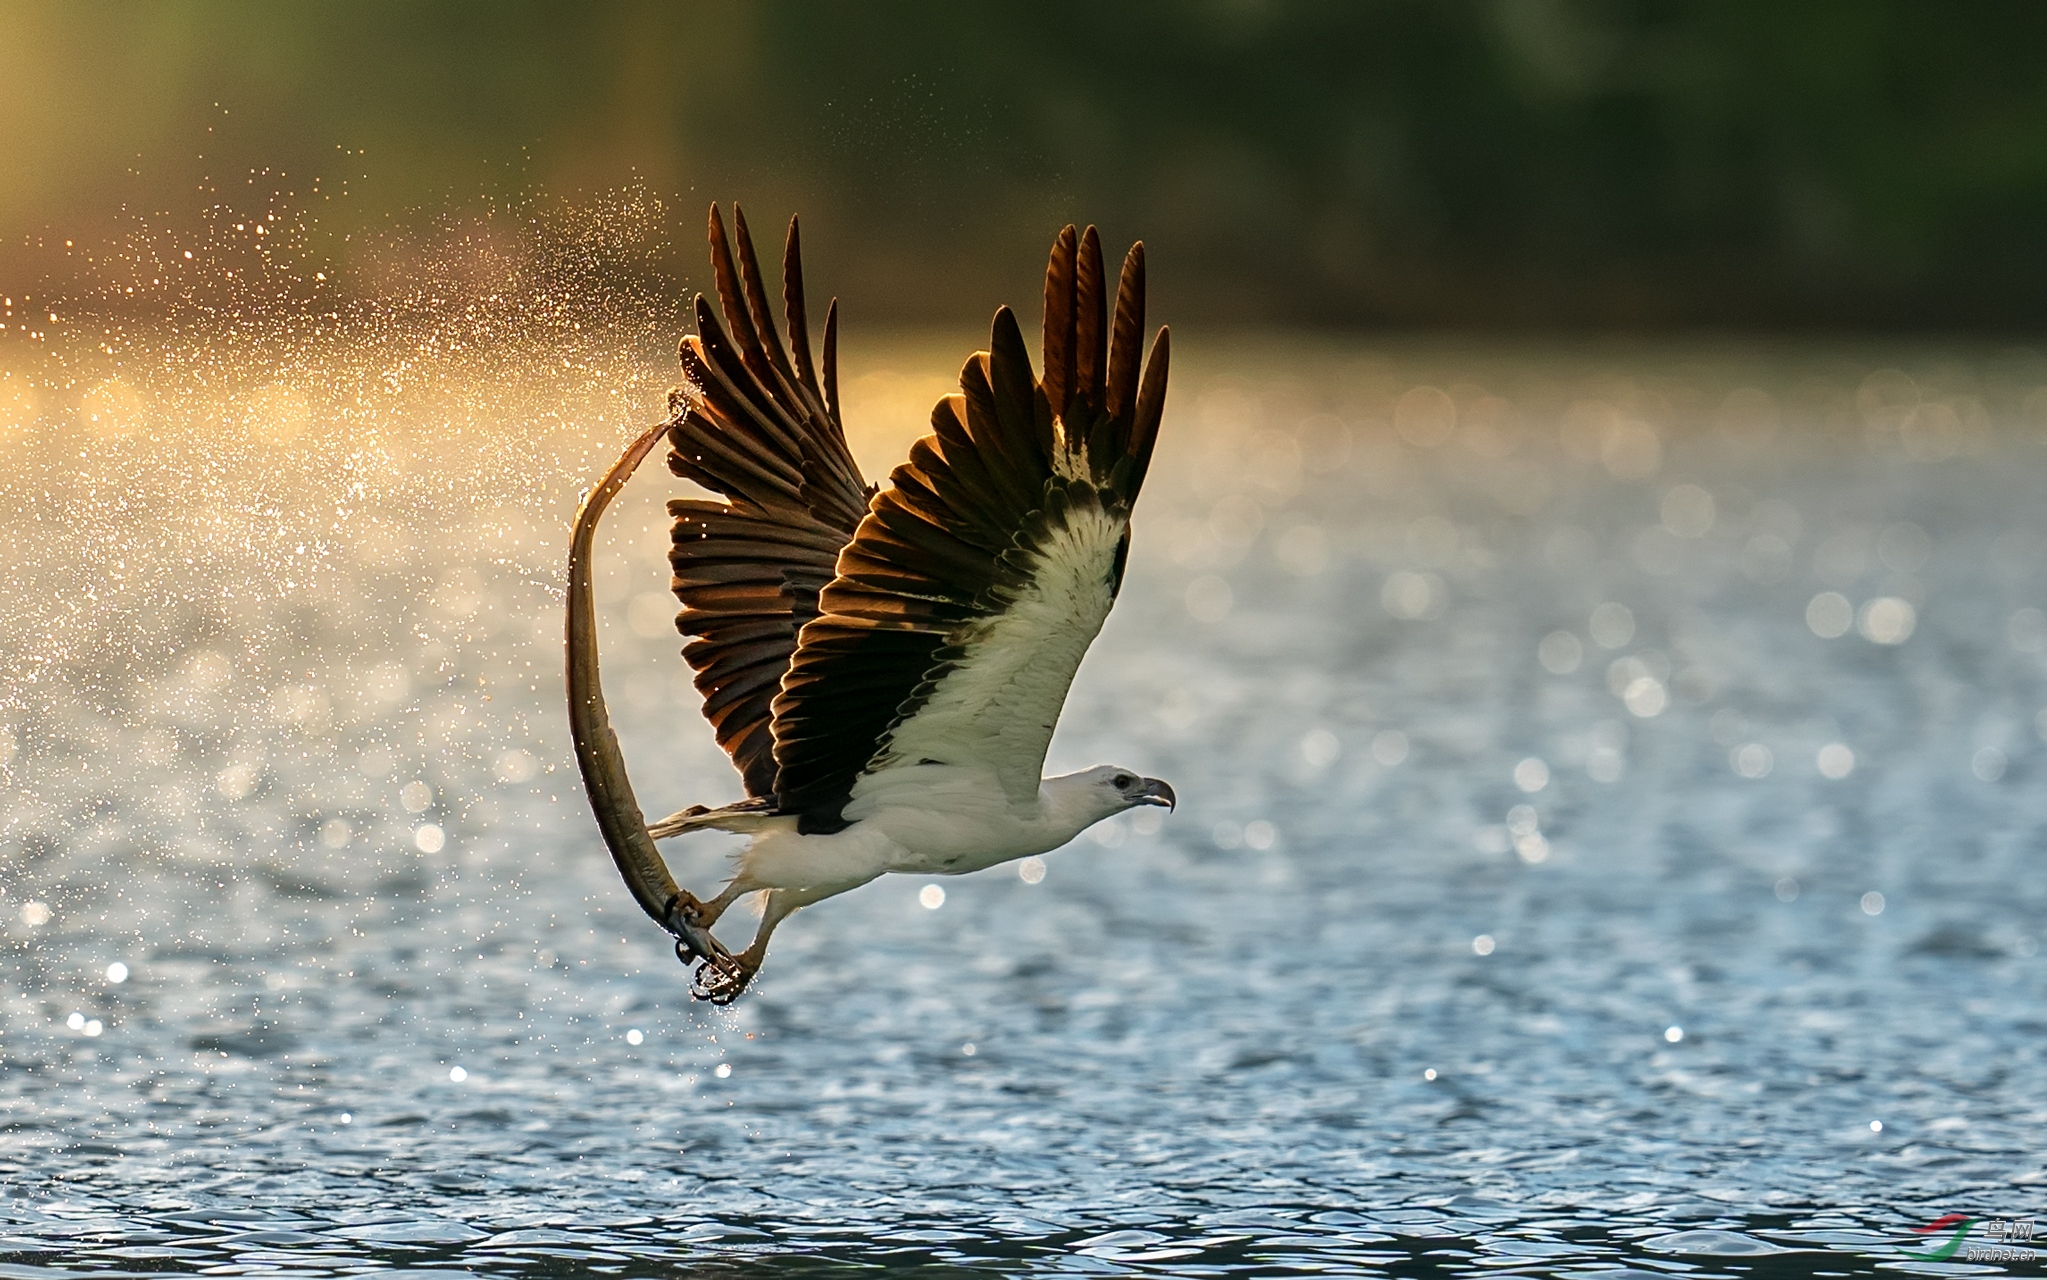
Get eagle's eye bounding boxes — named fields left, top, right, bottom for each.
left=1111, top=773, right=1135, bottom=789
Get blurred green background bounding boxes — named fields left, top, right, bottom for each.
left=6, top=0, right=2046, bottom=329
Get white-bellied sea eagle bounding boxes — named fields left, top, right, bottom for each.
left=567, top=206, right=1174, bottom=1003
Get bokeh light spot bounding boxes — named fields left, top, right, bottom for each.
left=1660, top=484, right=1715, bottom=537
left=1817, top=743, right=1855, bottom=779
left=1590, top=602, right=1635, bottom=649
left=1806, top=592, right=1853, bottom=638
left=1538, top=630, right=1582, bottom=674
left=1857, top=597, right=1916, bottom=645
left=1394, top=385, right=1456, bottom=447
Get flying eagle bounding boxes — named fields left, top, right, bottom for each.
left=566, top=207, right=1174, bottom=1003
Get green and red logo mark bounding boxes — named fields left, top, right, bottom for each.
left=1905, top=1214, right=1978, bottom=1261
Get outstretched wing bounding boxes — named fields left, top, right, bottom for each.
left=667, top=205, right=872, bottom=797
left=769, top=226, right=1170, bottom=827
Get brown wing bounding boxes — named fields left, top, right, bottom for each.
left=768, top=226, right=1170, bottom=826
left=667, top=205, right=872, bottom=797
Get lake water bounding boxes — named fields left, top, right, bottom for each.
left=4, top=317, right=2046, bottom=1275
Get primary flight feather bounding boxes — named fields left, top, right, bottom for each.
left=566, top=206, right=1173, bottom=1003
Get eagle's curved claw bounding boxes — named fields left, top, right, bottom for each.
left=689, top=952, right=754, bottom=1005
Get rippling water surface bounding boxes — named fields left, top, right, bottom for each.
left=5, top=326, right=2047, bottom=1275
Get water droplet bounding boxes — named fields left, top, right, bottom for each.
left=1664, top=1025, right=1683, bottom=1043
left=626, top=1028, right=644, bottom=1046
left=1472, top=934, right=1496, bottom=956
left=713, top=1063, right=731, bottom=1079
left=1513, top=757, right=1549, bottom=793
left=918, top=884, right=945, bottom=909
left=448, top=1066, right=467, bottom=1082
left=105, top=962, right=128, bottom=984
left=1018, top=857, right=1046, bottom=884
left=1861, top=891, right=1886, bottom=916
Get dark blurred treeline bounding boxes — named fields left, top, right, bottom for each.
left=6, top=0, right=2047, bottom=329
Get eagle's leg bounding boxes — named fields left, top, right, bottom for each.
left=692, top=878, right=754, bottom=929
left=689, top=882, right=851, bottom=1005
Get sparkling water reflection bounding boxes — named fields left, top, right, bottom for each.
left=5, top=335, right=2047, bottom=1275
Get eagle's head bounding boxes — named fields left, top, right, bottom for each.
left=1082, top=764, right=1176, bottom=814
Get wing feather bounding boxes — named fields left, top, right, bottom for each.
left=665, top=205, right=871, bottom=797
left=1041, top=225, right=1079, bottom=426
left=1106, top=243, right=1145, bottom=426
left=769, top=226, right=1169, bottom=826
left=780, top=218, right=824, bottom=407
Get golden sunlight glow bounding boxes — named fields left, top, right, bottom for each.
left=81, top=378, right=146, bottom=440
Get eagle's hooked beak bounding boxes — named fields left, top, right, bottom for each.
left=1138, top=778, right=1177, bottom=811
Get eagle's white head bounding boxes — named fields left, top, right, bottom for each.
left=1044, top=764, right=1176, bottom=837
